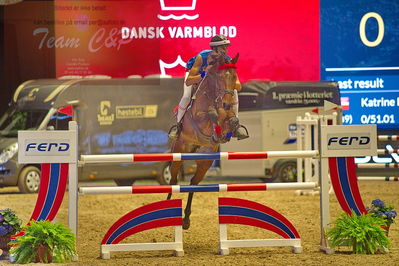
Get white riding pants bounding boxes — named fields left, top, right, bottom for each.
left=177, top=72, right=193, bottom=122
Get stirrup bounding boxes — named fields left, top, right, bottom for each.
left=235, top=125, right=249, bottom=140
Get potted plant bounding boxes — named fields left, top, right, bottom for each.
left=326, top=211, right=390, bottom=254
left=10, top=220, right=76, bottom=263
left=367, top=199, right=397, bottom=234
left=0, top=209, right=22, bottom=258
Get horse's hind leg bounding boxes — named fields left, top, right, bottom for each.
left=167, top=161, right=183, bottom=200
left=183, top=159, right=214, bottom=229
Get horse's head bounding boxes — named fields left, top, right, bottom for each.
left=207, top=52, right=239, bottom=93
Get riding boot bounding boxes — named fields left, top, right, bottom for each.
left=168, top=122, right=182, bottom=139
left=235, top=125, right=249, bottom=140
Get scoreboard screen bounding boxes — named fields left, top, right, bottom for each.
left=321, top=0, right=399, bottom=129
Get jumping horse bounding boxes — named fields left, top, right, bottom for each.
left=167, top=51, right=241, bottom=229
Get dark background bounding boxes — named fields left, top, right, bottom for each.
left=0, top=0, right=55, bottom=116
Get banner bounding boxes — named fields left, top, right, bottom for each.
left=54, top=0, right=320, bottom=81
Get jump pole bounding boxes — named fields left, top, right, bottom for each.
left=377, top=148, right=399, bottom=155
left=377, top=135, right=399, bottom=141
left=79, top=182, right=317, bottom=195
left=358, top=176, right=399, bottom=181
left=79, top=150, right=318, bottom=164
left=356, top=163, right=399, bottom=168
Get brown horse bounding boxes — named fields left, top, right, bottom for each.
left=167, top=51, right=241, bottom=229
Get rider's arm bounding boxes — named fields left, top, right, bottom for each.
left=185, top=55, right=203, bottom=86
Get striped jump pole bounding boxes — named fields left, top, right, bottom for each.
left=79, top=150, right=318, bottom=164
left=377, top=148, right=399, bottom=155
left=358, top=176, right=399, bottom=181
left=356, top=163, right=399, bottom=169
left=377, top=135, right=399, bottom=141
left=79, top=182, right=317, bottom=195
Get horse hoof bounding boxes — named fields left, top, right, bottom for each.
left=182, top=219, right=190, bottom=230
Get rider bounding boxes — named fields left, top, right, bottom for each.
left=169, top=34, right=249, bottom=140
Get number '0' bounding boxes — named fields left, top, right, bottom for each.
left=359, top=12, right=384, bottom=47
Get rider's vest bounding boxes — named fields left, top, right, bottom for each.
left=186, top=50, right=231, bottom=73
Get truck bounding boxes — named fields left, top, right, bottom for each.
left=0, top=77, right=193, bottom=193
left=217, top=81, right=341, bottom=182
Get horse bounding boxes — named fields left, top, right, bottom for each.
left=167, top=51, right=241, bottom=229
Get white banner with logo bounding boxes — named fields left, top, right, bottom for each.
left=18, top=124, right=77, bottom=163
left=320, top=125, right=377, bottom=157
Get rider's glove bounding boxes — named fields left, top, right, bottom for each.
left=200, top=71, right=206, bottom=78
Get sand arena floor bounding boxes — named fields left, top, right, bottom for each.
left=0, top=180, right=398, bottom=265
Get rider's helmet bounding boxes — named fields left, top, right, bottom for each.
left=209, top=34, right=230, bottom=47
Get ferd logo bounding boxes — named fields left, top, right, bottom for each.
left=18, top=121, right=77, bottom=164
left=327, top=133, right=371, bottom=150
left=24, top=139, right=71, bottom=156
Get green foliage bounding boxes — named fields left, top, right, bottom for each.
left=327, top=211, right=390, bottom=254
left=0, top=208, right=22, bottom=236
left=10, top=220, right=76, bottom=264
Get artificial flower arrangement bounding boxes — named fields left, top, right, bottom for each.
left=0, top=208, right=22, bottom=237
left=0, top=209, right=22, bottom=259
left=367, top=199, right=397, bottom=229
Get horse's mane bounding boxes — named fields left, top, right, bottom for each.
left=207, top=51, right=231, bottom=71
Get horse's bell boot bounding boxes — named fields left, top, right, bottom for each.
left=236, top=125, right=249, bottom=140
left=168, top=123, right=182, bottom=139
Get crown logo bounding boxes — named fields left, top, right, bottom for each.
left=159, top=56, right=187, bottom=75
left=158, top=0, right=199, bottom=20
left=159, top=0, right=197, bottom=11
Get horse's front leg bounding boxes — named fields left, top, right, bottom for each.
left=167, top=161, right=183, bottom=200
left=183, top=192, right=194, bottom=230
left=183, top=159, right=215, bottom=229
